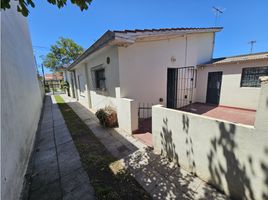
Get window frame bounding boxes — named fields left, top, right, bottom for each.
left=240, top=66, right=268, bottom=88
left=94, top=68, right=106, bottom=90
left=77, top=75, right=85, bottom=95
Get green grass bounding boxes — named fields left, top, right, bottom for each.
left=54, top=95, right=65, bottom=103
left=54, top=95, right=151, bottom=200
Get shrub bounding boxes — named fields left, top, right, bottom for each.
left=95, top=106, right=118, bottom=128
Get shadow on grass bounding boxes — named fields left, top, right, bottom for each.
left=54, top=95, right=151, bottom=200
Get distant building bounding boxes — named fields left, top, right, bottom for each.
left=45, top=73, right=64, bottom=91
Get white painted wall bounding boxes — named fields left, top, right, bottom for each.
left=118, top=33, right=215, bottom=105
left=1, top=2, right=43, bottom=200
left=73, top=46, right=120, bottom=110
left=152, top=82, right=268, bottom=200
left=75, top=65, right=89, bottom=108
left=117, top=97, right=138, bottom=133
left=196, top=60, right=268, bottom=110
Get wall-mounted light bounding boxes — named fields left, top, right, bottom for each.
left=106, top=57, right=110, bottom=64
left=171, top=56, right=176, bottom=63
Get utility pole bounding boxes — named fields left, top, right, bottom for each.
left=41, top=64, right=46, bottom=87
left=212, top=6, right=224, bottom=26
left=248, top=40, right=256, bottom=54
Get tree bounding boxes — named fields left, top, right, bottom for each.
left=43, top=37, right=84, bottom=71
left=1, top=0, right=92, bottom=17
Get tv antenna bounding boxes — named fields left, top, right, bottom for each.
left=212, top=6, right=225, bottom=26
left=248, top=40, right=256, bottom=54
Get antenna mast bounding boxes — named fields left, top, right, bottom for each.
left=248, top=40, right=256, bottom=54
left=212, top=6, right=224, bottom=26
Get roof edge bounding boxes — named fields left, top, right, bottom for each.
left=197, top=52, right=268, bottom=67
left=67, top=27, right=223, bottom=70
left=67, top=30, right=115, bottom=70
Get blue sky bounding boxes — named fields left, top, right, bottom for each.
left=28, top=0, right=268, bottom=74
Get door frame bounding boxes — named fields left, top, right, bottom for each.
left=206, top=71, right=223, bottom=105
left=166, top=68, right=178, bottom=109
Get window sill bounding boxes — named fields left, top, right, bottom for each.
left=240, top=87, right=261, bottom=89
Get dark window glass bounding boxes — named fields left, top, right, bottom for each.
left=241, top=66, right=268, bottom=87
left=95, top=69, right=106, bottom=89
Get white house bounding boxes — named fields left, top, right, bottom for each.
left=196, top=52, right=268, bottom=110
left=65, top=27, right=268, bottom=200
left=66, top=27, right=222, bottom=132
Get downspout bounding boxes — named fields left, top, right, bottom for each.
left=184, top=34, right=188, bottom=67
left=84, top=63, right=92, bottom=108
left=73, top=70, right=79, bottom=101
left=211, top=33, right=216, bottom=60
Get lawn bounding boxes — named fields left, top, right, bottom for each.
left=54, top=95, right=151, bottom=200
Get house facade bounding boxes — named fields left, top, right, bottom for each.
left=65, top=27, right=222, bottom=132
left=45, top=73, right=64, bottom=92
left=196, top=52, right=268, bottom=110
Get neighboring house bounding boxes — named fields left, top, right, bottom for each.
left=1, top=1, right=44, bottom=200
left=45, top=73, right=64, bottom=91
left=65, top=27, right=222, bottom=132
left=196, top=52, right=268, bottom=110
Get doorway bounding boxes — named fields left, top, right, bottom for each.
left=206, top=71, right=222, bottom=104
left=167, top=68, right=178, bottom=108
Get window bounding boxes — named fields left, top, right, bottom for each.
left=95, top=69, right=106, bottom=89
left=77, top=75, right=85, bottom=94
left=241, top=66, right=268, bottom=87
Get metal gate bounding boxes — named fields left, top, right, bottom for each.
left=138, top=103, right=153, bottom=133
left=167, top=66, right=197, bottom=109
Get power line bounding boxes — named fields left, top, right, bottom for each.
left=33, top=45, right=50, bottom=49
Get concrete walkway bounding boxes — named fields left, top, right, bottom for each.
left=61, top=95, right=229, bottom=200
left=24, top=96, right=95, bottom=200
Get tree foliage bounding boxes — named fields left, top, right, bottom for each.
left=43, top=37, right=84, bottom=71
left=1, top=0, right=92, bottom=16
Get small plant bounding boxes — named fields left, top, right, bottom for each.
left=95, top=106, right=118, bottom=128
left=62, top=81, right=70, bottom=95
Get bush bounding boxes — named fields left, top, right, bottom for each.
left=95, top=107, right=118, bottom=128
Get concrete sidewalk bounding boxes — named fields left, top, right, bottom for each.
left=61, top=94, right=229, bottom=200
left=23, top=96, right=95, bottom=200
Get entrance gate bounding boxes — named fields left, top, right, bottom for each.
left=167, top=66, right=197, bottom=109
left=138, top=103, right=153, bottom=133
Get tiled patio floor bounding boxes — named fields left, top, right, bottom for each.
left=179, top=103, right=256, bottom=126
left=133, top=118, right=153, bottom=147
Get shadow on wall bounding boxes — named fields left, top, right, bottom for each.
left=160, top=117, right=179, bottom=164
left=182, top=114, right=196, bottom=174
left=160, top=115, right=196, bottom=173
left=159, top=111, right=268, bottom=199
left=207, top=122, right=255, bottom=200
left=261, top=148, right=268, bottom=200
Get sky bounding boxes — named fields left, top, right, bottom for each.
left=28, top=0, right=268, bottom=74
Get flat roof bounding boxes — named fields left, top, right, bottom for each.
left=199, top=52, right=268, bottom=66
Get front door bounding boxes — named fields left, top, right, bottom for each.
left=167, top=68, right=178, bottom=108
left=206, top=71, right=222, bottom=104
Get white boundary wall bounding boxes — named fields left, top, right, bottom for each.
left=152, top=82, right=268, bottom=200
left=1, top=2, right=43, bottom=200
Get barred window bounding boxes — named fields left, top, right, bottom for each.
left=95, top=68, right=106, bottom=89
left=241, top=66, right=268, bottom=87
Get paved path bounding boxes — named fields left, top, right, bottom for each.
left=61, top=94, right=229, bottom=200
left=24, top=96, right=95, bottom=200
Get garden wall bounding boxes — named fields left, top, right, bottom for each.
left=152, top=82, right=268, bottom=200
left=1, top=2, right=43, bottom=200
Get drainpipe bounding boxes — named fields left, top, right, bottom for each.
left=84, top=63, right=92, bottom=108
left=184, top=34, right=188, bottom=67
left=73, top=70, right=79, bottom=101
